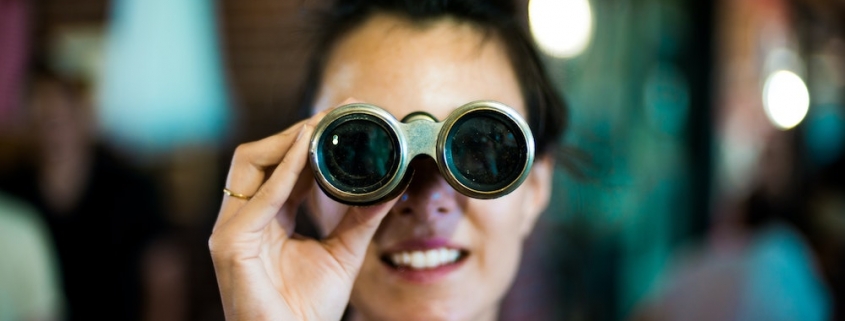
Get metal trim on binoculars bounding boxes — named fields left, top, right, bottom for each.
left=309, top=100, right=535, bottom=206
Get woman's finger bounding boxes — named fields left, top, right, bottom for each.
left=214, top=119, right=309, bottom=231
left=213, top=96, right=362, bottom=237
left=223, top=123, right=315, bottom=236
left=214, top=105, right=337, bottom=231
left=322, top=197, right=400, bottom=273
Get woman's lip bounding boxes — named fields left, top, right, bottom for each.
left=380, top=237, right=466, bottom=254
left=378, top=237, right=470, bottom=284
left=380, top=253, right=468, bottom=284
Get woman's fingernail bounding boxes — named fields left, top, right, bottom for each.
left=295, top=124, right=308, bottom=142
left=308, top=111, right=326, bottom=126
left=339, top=97, right=360, bottom=106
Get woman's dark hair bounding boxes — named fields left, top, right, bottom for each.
left=296, top=0, right=569, bottom=158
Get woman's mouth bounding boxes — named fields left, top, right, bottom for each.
left=381, top=247, right=467, bottom=269
left=378, top=239, right=469, bottom=283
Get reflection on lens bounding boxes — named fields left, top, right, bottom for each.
left=319, top=117, right=397, bottom=191
left=446, top=112, right=525, bottom=192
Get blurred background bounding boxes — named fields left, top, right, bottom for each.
left=0, top=0, right=843, bottom=320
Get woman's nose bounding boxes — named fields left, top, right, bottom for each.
left=393, top=158, right=459, bottom=222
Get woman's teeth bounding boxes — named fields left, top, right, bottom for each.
left=389, top=248, right=462, bottom=269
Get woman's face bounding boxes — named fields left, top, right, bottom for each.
left=309, top=13, right=553, bottom=321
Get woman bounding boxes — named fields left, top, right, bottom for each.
left=209, top=0, right=569, bottom=320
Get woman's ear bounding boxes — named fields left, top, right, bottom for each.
left=519, top=154, right=553, bottom=238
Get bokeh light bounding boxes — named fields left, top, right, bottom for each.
left=528, top=0, right=593, bottom=58
left=762, top=70, right=810, bottom=130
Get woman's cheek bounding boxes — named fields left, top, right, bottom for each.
left=467, top=194, right=526, bottom=258
left=468, top=191, right=530, bottom=237
left=469, top=197, right=527, bottom=302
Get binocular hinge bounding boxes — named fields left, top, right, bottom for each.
left=402, top=116, right=442, bottom=158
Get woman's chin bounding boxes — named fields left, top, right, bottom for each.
left=353, top=302, right=478, bottom=321
left=351, top=280, right=500, bottom=321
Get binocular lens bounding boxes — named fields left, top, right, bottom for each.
left=445, top=112, right=526, bottom=192
left=317, top=116, right=398, bottom=192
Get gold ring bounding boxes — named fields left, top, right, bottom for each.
left=223, top=188, right=253, bottom=200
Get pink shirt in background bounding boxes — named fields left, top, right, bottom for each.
left=0, top=0, right=29, bottom=129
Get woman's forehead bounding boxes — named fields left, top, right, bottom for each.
left=312, top=13, right=526, bottom=121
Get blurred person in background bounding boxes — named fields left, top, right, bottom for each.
left=0, top=62, right=184, bottom=321
left=629, top=130, right=834, bottom=321
left=0, top=1, right=64, bottom=318
left=208, top=0, right=570, bottom=320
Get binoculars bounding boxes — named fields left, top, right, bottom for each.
left=309, top=100, right=535, bottom=205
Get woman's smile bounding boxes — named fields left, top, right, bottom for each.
left=379, top=237, right=470, bottom=283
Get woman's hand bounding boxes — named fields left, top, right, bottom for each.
left=209, top=100, right=398, bottom=321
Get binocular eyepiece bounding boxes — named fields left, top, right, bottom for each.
left=309, top=100, right=535, bottom=206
